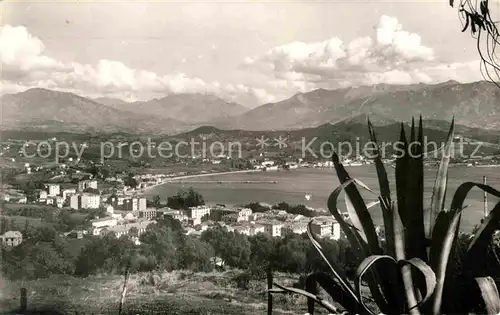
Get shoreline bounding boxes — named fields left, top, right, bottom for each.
left=132, top=163, right=500, bottom=196
left=136, top=169, right=262, bottom=194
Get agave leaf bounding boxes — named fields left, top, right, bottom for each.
left=367, top=118, right=391, bottom=202
left=366, top=200, right=380, bottom=209
left=392, top=201, right=421, bottom=315
left=327, top=177, right=391, bottom=313
left=475, top=277, right=500, bottom=314
left=427, top=117, right=454, bottom=238
left=399, top=258, right=437, bottom=306
left=368, top=118, right=395, bottom=257
left=332, top=152, right=380, bottom=255
left=344, top=193, right=380, bottom=243
left=450, top=182, right=500, bottom=217
left=332, top=153, right=395, bottom=311
left=430, top=203, right=464, bottom=315
left=306, top=220, right=358, bottom=300
left=305, top=272, right=363, bottom=314
left=327, top=179, right=370, bottom=259
left=400, top=117, right=427, bottom=262
left=355, top=255, right=397, bottom=315
left=272, top=282, right=340, bottom=313
left=395, top=122, right=410, bottom=226
left=463, top=201, right=500, bottom=276
left=411, top=116, right=426, bottom=259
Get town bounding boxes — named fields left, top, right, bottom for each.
left=1, top=175, right=347, bottom=248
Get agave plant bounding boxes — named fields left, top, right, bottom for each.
left=271, top=117, right=500, bottom=314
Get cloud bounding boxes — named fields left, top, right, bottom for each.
left=242, top=15, right=481, bottom=93
left=0, top=25, right=268, bottom=106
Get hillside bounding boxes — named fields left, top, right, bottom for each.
left=170, top=115, right=500, bottom=156
left=105, top=93, right=249, bottom=124
left=92, top=97, right=129, bottom=107
left=0, top=89, right=187, bottom=134
left=215, top=81, right=500, bottom=131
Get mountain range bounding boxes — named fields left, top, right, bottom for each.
left=1, top=80, right=500, bottom=135
left=101, top=94, right=248, bottom=124
left=211, top=80, right=500, bottom=130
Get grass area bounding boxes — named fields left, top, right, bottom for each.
left=2, top=203, right=60, bottom=211
left=0, top=271, right=328, bottom=315
left=1, top=216, right=51, bottom=229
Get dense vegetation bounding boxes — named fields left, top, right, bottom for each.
left=1, top=214, right=356, bottom=282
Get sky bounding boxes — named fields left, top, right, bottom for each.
left=1, top=0, right=499, bottom=107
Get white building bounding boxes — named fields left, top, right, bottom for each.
left=106, top=204, right=114, bottom=214
left=102, top=220, right=154, bottom=238
left=70, top=194, right=79, bottom=210
left=91, top=217, right=118, bottom=235
left=284, top=223, right=308, bottom=235
left=310, top=221, right=332, bottom=237
left=55, top=196, right=65, bottom=208
left=122, top=197, right=147, bottom=211
left=1, top=230, right=23, bottom=247
left=81, top=193, right=100, bottom=209
left=47, top=184, right=60, bottom=197
left=237, top=208, right=252, bottom=222
left=331, top=221, right=341, bottom=240
left=70, top=193, right=101, bottom=210
left=185, top=205, right=211, bottom=222
left=260, top=221, right=283, bottom=237
left=250, top=224, right=265, bottom=235
left=39, top=190, right=48, bottom=201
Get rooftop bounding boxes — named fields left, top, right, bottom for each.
left=91, top=217, right=116, bottom=223
left=2, top=230, right=22, bottom=238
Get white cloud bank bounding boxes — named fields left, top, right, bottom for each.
left=243, top=15, right=483, bottom=94
left=0, top=24, right=275, bottom=106
left=0, top=15, right=487, bottom=107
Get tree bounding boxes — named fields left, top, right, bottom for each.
left=152, top=195, right=161, bottom=209
left=167, top=188, right=205, bottom=209
left=248, top=233, right=276, bottom=269
left=451, top=0, right=500, bottom=87
left=200, top=227, right=251, bottom=269
left=124, top=173, right=138, bottom=188
left=178, top=237, right=214, bottom=272
left=128, top=226, right=139, bottom=238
